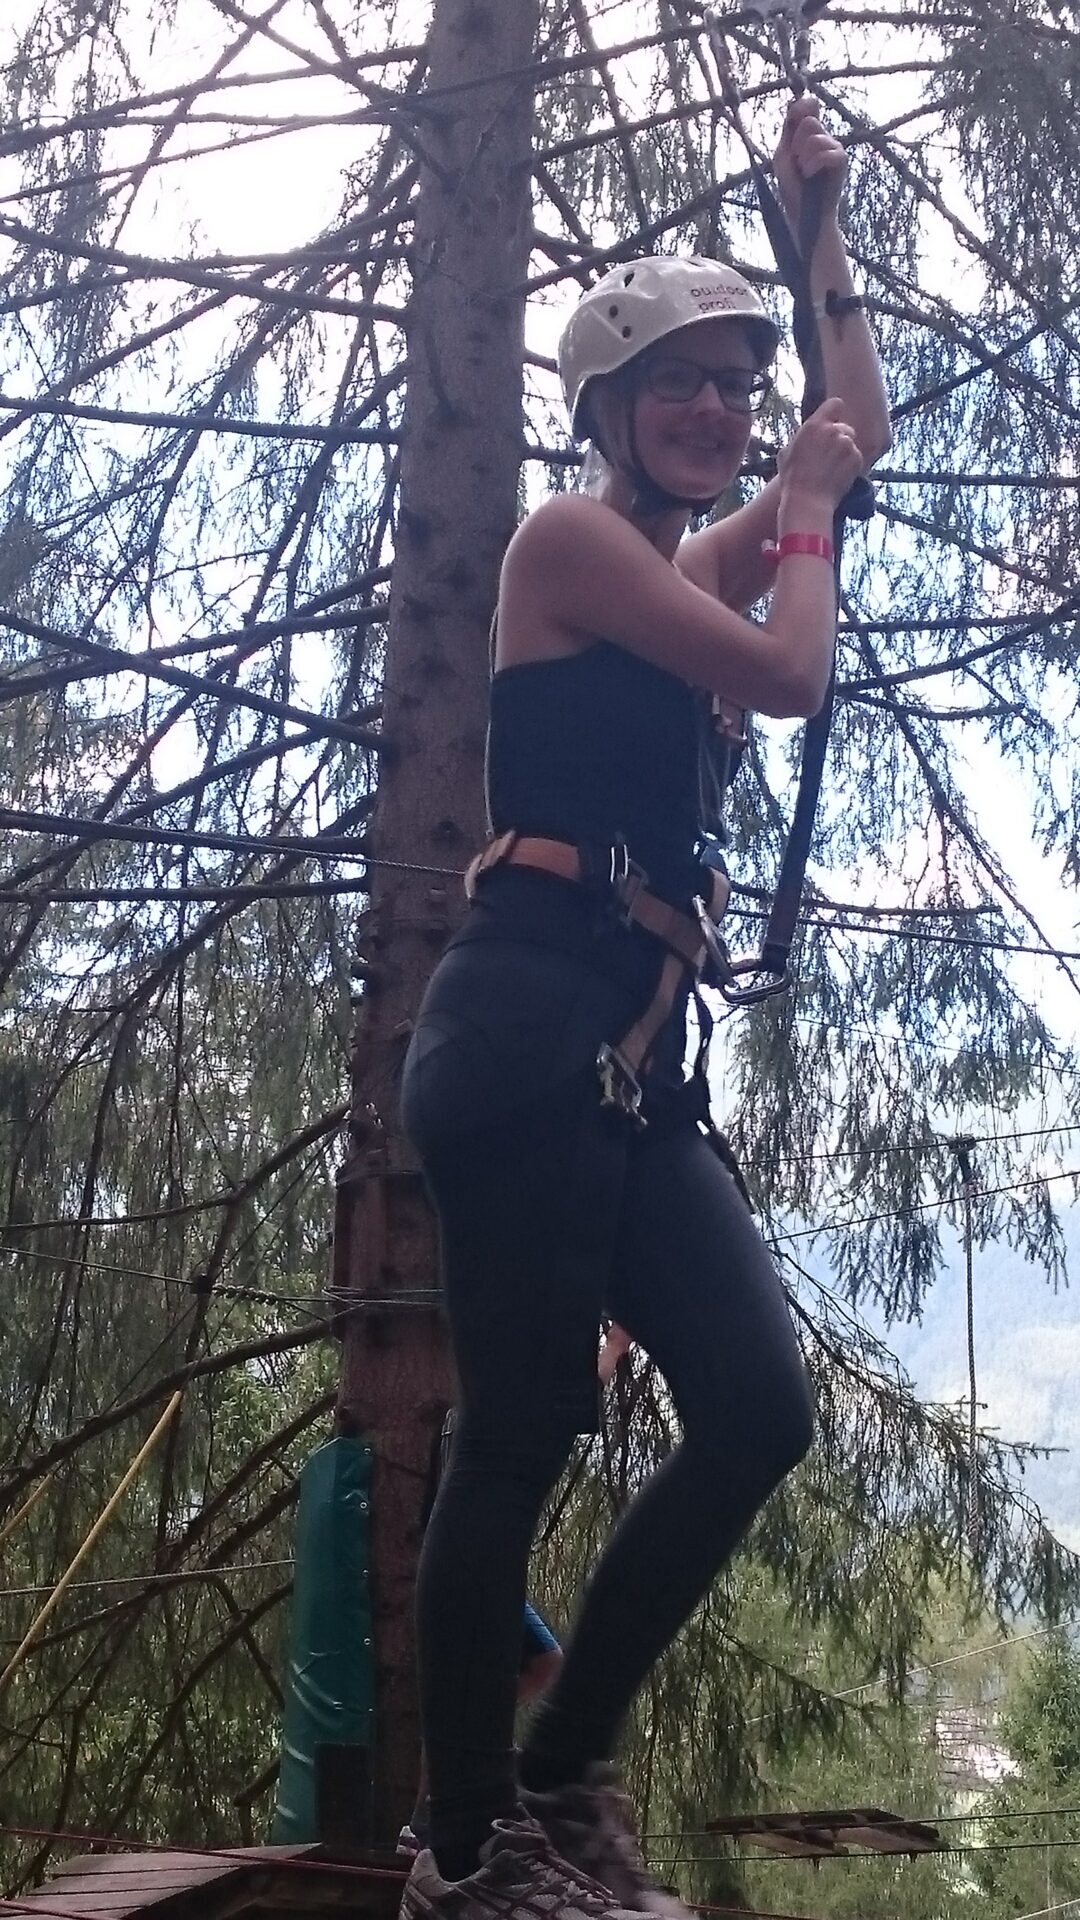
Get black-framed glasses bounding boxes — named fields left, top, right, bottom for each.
left=640, top=355, right=771, bottom=415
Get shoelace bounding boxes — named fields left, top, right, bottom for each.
left=536, top=1859, right=622, bottom=1914
left=495, top=1824, right=624, bottom=1914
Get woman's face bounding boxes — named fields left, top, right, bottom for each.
left=627, top=318, right=763, bottom=502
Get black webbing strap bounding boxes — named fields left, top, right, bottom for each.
left=750, top=168, right=875, bottom=993
left=701, top=10, right=875, bottom=1002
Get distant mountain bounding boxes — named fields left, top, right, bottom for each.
left=829, top=1213, right=1080, bottom=1550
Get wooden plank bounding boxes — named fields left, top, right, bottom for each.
left=8, top=1896, right=150, bottom=1916
left=39, top=1875, right=232, bottom=1898
left=215, top=1848, right=320, bottom=1864
left=13, top=1854, right=238, bottom=1919
left=15, top=1844, right=406, bottom=1920
left=51, top=1847, right=317, bottom=1879
left=51, top=1858, right=234, bottom=1882
left=751, top=1831, right=843, bottom=1858
left=706, top=1805, right=942, bottom=1856
left=10, top=1894, right=203, bottom=1917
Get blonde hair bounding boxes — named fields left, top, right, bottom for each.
left=575, top=371, right=633, bottom=495
left=579, top=444, right=610, bottom=496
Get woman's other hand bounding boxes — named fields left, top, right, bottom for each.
left=777, top=397, right=863, bottom=513
left=774, top=94, right=847, bottom=228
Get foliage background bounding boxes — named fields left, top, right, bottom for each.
left=2, top=0, right=1080, bottom=1907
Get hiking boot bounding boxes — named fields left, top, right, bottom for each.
left=399, top=1810, right=645, bottom=1920
left=523, top=1766, right=693, bottom=1919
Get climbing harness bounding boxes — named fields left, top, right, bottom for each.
left=694, top=0, right=876, bottom=1006
left=464, top=832, right=730, bottom=1127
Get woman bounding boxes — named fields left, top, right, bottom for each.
left=401, top=96, right=890, bottom=1920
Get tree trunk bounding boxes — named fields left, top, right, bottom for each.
left=335, top=0, right=540, bottom=1846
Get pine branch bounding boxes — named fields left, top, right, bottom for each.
left=0, top=609, right=384, bottom=745
left=0, top=212, right=406, bottom=323
left=0, top=1321, right=328, bottom=1511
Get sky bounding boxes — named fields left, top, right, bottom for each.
left=863, top=1220, right=1080, bottom=1554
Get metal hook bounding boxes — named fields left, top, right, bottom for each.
left=737, top=0, right=820, bottom=95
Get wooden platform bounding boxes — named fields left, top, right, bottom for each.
left=5, top=1844, right=408, bottom=1919
left=705, top=1806, right=942, bottom=1859
left=8, top=1808, right=942, bottom=1913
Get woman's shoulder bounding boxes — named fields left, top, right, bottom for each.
left=504, top=491, right=637, bottom=574
left=499, top=496, right=652, bottom=669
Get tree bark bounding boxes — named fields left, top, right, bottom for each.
left=335, top=0, right=541, bottom=1845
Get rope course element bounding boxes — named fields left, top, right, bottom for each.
left=0, top=1239, right=441, bottom=1315
left=0, top=1822, right=798, bottom=1919
left=0, top=1393, right=183, bottom=1694
left=0, top=1561, right=296, bottom=1601
left=5, top=1818, right=1080, bottom=1913
left=0, top=1478, right=54, bottom=1553
left=0, top=1831, right=809, bottom=1920
left=2, top=1156, right=1075, bottom=1334
left=0, top=802, right=1076, bottom=961
left=771, top=1163, right=1080, bottom=1246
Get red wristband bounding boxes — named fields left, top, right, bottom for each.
left=761, top=532, right=835, bottom=566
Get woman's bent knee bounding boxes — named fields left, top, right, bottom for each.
left=752, top=1359, right=815, bottom=1491
left=687, top=1355, right=814, bottom=1496
left=771, top=1367, right=815, bottom=1480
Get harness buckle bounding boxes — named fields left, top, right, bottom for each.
left=613, top=852, right=648, bottom=927
left=579, top=838, right=639, bottom=911
left=596, top=1042, right=646, bottom=1129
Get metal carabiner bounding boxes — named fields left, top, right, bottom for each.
left=694, top=896, right=791, bottom=1007
left=715, top=953, right=791, bottom=1008
left=693, top=892, right=734, bottom=984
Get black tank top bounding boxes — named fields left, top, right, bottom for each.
left=486, top=643, right=703, bottom=909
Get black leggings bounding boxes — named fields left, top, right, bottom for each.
left=402, top=928, right=813, bottom=1869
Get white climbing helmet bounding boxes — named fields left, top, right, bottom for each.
left=558, top=255, right=780, bottom=439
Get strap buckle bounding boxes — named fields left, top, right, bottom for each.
left=464, top=830, right=517, bottom=901
left=596, top=1043, right=646, bottom=1129
left=579, top=838, right=644, bottom=912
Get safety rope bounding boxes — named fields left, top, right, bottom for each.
left=949, top=1133, right=981, bottom=1557
left=699, top=2, right=875, bottom=1005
